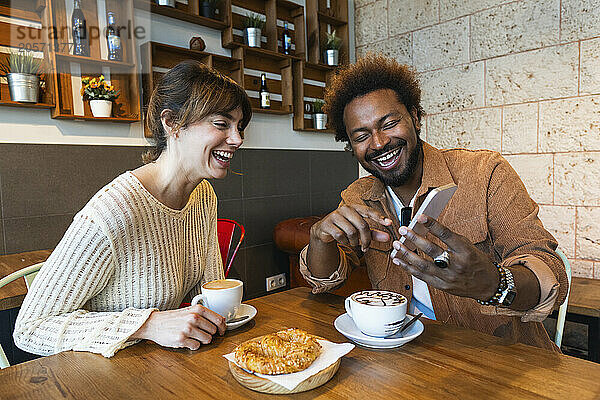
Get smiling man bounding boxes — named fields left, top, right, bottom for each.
left=299, top=54, right=568, bottom=351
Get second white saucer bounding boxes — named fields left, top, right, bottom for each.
left=226, top=304, right=257, bottom=330
left=334, top=313, right=424, bottom=349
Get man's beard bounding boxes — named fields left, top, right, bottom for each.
left=362, top=137, right=422, bottom=187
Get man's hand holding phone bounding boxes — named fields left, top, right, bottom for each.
left=390, top=214, right=499, bottom=301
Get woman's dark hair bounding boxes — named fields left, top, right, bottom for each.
left=323, top=53, right=424, bottom=144
left=143, top=60, right=252, bottom=163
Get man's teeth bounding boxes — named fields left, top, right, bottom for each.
left=213, top=150, right=233, bottom=161
left=373, top=148, right=401, bottom=164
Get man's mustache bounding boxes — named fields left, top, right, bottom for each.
left=365, top=139, right=407, bottom=162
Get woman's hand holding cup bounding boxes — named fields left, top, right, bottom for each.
left=131, top=305, right=226, bottom=350
left=131, top=279, right=242, bottom=350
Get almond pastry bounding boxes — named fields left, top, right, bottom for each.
left=233, top=328, right=322, bottom=375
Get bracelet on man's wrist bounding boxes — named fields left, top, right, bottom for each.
left=477, top=262, right=505, bottom=306
left=477, top=263, right=517, bottom=307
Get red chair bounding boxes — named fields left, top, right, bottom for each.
left=180, top=218, right=245, bottom=308
left=217, top=218, right=245, bottom=278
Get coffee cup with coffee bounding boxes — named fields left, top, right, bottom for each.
left=345, top=290, right=407, bottom=337
left=191, top=279, right=243, bottom=322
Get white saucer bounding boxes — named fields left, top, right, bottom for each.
left=226, top=304, right=257, bottom=330
left=334, top=313, right=424, bottom=349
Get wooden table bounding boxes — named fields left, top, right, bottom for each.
left=0, top=250, right=51, bottom=311
left=551, top=277, right=600, bottom=363
left=2, top=251, right=600, bottom=363
left=1, top=287, right=599, bottom=399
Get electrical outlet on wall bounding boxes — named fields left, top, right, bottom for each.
left=266, top=273, right=286, bottom=291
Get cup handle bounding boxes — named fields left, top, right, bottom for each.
left=191, top=294, right=207, bottom=307
left=345, top=298, right=353, bottom=319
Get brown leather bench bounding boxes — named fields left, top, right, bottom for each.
left=274, top=216, right=371, bottom=298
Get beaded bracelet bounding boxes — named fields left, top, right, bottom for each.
left=477, top=263, right=506, bottom=306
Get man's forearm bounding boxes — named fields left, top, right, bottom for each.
left=506, top=264, right=541, bottom=311
left=306, top=236, right=341, bottom=279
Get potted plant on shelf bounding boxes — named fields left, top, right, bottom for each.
left=0, top=50, right=44, bottom=103
left=312, top=99, right=327, bottom=130
left=81, top=75, right=120, bottom=118
left=243, top=12, right=265, bottom=48
left=200, top=0, right=220, bottom=19
left=324, top=30, right=342, bottom=66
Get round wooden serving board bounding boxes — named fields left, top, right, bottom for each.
left=229, top=358, right=340, bottom=394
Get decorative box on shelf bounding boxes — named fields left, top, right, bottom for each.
left=133, top=0, right=229, bottom=30
left=292, top=60, right=335, bottom=133
left=48, top=0, right=141, bottom=122
left=0, top=0, right=56, bottom=109
left=233, top=45, right=296, bottom=115
left=305, top=0, right=349, bottom=66
left=222, top=0, right=305, bottom=58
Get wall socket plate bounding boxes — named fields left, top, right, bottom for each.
left=266, top=273, right=286, bottom=291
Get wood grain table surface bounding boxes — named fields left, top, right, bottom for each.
left=567, top=277, right=600, bottom=318
left=0, top=250, right=52, bottom=311
left=1, top=287, right=599, bottom=399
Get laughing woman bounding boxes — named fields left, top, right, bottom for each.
left=13, top=61, right=252, bottom=357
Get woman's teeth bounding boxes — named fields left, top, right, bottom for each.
left=213, top=150, right=233, bottom=162
left=373, top=148, right=401, bottom=167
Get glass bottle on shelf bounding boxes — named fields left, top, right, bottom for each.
left=106, top=12, right=123, bottom=61
left=72, top=0, right=89, bottom=56
left=282, top=22, right=292, bottom=55
left=259, top=73, right=270, bottom=109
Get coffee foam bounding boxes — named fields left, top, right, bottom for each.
left=351, top=291, right=405, bottom=306
left=203, top=279, right=241, bottom=290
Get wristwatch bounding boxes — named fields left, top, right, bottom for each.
left=477, top=264, right=517, bottom=307
left=498, top=267, right=516, bottom=306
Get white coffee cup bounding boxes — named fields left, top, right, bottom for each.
left=191, top=279, right=243, bottom=322
left=345, top=290, right=407, bottom=337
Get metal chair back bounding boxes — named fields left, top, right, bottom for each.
left=0, top=262, right=43, bottom=368
left=554, top=248, right=572, bottom=348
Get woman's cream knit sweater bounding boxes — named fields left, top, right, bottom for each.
left=13, top=172, right=224, bottom=358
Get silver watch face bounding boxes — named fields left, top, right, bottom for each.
left=501, top=290, right=517, bottom=306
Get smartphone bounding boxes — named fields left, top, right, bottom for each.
left=394, top=183, right=458, bottom=252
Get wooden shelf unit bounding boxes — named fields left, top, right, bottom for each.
left=133, top=0, right=229, bottom=30
left=222, top=0, right=304, bottom=58
left=55, top=53, right=135, bottom=68
left=140, top=41, right=242, bottom=137
left=47, top=0, right=141, bottom=122
left=274, top=0, right=305, bottom=58
left=306, top=0, right=349, bottom=66
left=292, top=60, right=334, bottom=132
left=234, top=45, right=293, bottom=115
left=1, top=0, right=345, bottom=134
left=0, top=99, right=55, bottom=109
left=0, top=0, right=57, bottom=109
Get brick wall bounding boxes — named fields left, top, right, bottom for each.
left=354, top=0, right=600, bottom=279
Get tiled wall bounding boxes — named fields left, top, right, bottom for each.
left=354, top=0, right=600, bottom=279
left=0, top=143, right=357, bottom=299
left=211, top=148, right=358, bottom=298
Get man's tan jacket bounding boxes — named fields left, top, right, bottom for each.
left=301, top=142, right=568, bottom=351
